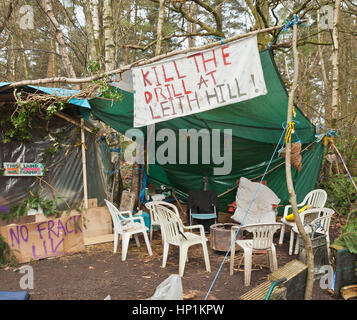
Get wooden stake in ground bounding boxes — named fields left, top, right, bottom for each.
left=284, top=23, right=314, bottom=300
left=170, top=187, right=185, bottom=217
left=81, top=118, right=88, bottom=209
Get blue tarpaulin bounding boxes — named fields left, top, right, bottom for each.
left=0, top=82, right=91, bottom=121
left=0, top=291, right=29, bottom=300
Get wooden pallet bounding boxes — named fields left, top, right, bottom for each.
left=240, top=260, right=307, bottom=300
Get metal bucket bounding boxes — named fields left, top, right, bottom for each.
left=298, top=232, right=329, bottom=279
left=210, top=223, right=242, bottom=252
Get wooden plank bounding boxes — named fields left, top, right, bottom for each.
left=82, top=206, right=113, bottom=239
left=240, top=281, right=273, bottom=300
left=0, top=214, right=85, bottom=263
left=84, top=233, right=114, bottom=246
left=240, top=260, right=307, bottom=300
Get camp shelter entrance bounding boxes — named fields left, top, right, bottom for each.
left=0, top=83, right=111, bottom=210
left=89, top=50, right=325, bottom=212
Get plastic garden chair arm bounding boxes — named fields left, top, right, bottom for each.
left=184, top=224, right=206, bottom=238
left=117, top=210, right=134, bottom=220
left=283, top=201, right=307, bottom=219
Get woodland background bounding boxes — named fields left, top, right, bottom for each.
left=0, top=0, right=356, bottom=218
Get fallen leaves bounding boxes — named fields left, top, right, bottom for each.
left=183, top=290, right=197, bottom=300
left=341, top=285, right=357, bottom=300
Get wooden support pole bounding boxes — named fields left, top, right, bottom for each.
left=171, top=187, right=185, bottom=217
left=53, top=110, right=92, bottom=133
left=284, top=23, right=314, bottom=300
left=81, top=118, right=88, bottom=209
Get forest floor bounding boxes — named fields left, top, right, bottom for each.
left=0, top=213, right=347, bottom=301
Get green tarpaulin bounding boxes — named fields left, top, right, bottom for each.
left=89, top=50, right=325, bottom=213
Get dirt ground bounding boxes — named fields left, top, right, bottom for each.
left=0, top=215, right=342, bottom=301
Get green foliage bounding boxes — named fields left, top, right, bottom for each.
left=88, top=59, right=123, bottom=102
left=90, top=127, right=100, bottom=135
left=99, top=81, right=123, bottom=101
left=43, top=129, right=68, bottom=157
left=0, top=234, right=18, bottom=267
left=45, top=101, right=64, bottom=120
left=334, top=215, right=357, bottom=254
left=320, top=174, right=357, bottom=216
left=2, top=96, right=66, bottom=144
left=88, top=60, right=101, bottom=74
left=2, top=100, right=39, bottom=143
left=1, top=190, right=77, bottom=222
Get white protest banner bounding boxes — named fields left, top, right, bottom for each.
left=132, top=35, right=267, bottom=127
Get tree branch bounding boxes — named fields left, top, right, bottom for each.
left=0, top=0, right=18, bottom=35
left=1, top=23, right=286, bottom=91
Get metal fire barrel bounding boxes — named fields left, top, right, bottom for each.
left=298, top=232, right=329, bottom=279
left=210, top=223, right=242, bottom=252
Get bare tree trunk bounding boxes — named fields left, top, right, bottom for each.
left=285, top=23, right=314, bottom=300
left=41, top=0, right=78, bottom=86
left=331, top=0, right=341, bottom=128
left=317, top=9, right=329, bottom=95
left=10, top=36, right=16, bottom=81
left=123, top=0, right=131, bottom=65
left=0, top=0, right=18, bottom=36
left=103, top=0, right=115, bottom=71
left=90, top=0, right=101, bottom=65
left=185, top=2, right=197, bottom=48
left=131, top=0, right=139, bottom=63
left=246, top=0, right=270, bottom=47
left=83, top=0, right=97, bottom=63
left=3, top=23, right=291, bottom=90
left=155, top=0, right=165, bottom=56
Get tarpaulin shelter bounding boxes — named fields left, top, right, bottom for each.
left=0, top=83, right=110, bottom=210
left=89, top=50, right=325, bottom=213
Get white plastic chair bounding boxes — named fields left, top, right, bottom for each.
left=145, top=201, right=180, bottom=243
left=104, top=199, right=152, bottom=261
left=154, top=203, right=211, bottom=277
left=290, top=207, right=334, bottom=256
left=230, top=223, right=282, bottom=286
left=279, top=189, right=327, bottom=246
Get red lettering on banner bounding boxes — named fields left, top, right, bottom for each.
left=181, top=79, right=192, bottom=95
left=149, top=105, right=161, bottom=119
left=197, top=75, right=208, bottom=89
left=165, top=84, right=172, bottom=99
left=176, top=96, right=185, bottom=113
left=154, top=87, right=167, bottom=101
left=206, top=70, right=217, bottom=85
left=173, top=61, right=186, bottom=79
left=160, top=101, right=171, bottom=117
left=187, top=53, right=201, bottom=73
left=152, top=66, right=161, bottom=86
left=141, top=69, right=152, bottom=86
left=145, top=91, right=153, bottom=104
left=221, top=46, right=231, bottom=65
left=171, top=84, right=182, bottom=97
left=169, top=99, right=177, bottom=116
left=201, top=50, right=217, bottom=72
left=162, top=65, right=174, bottom=82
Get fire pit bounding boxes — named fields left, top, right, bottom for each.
left=210, top=223, right=242, bottom=252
